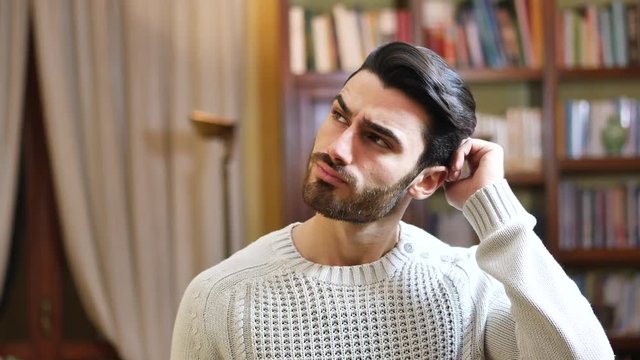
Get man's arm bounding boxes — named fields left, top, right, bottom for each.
left=445, top=138, right=614, bottom=359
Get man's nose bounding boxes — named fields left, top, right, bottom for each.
left=326, top=127, right=354, bottom=166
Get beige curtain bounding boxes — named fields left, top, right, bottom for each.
left=0, top=0, right=28, bottom=301
left=31, top=0, right=245, bottom=358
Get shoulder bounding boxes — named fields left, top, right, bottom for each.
left=186, top=224, right=294, bottom=298
left=171, top=225, right=295, bottom=357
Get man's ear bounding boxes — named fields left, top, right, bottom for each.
left=407, top=166, right=447, bottom=200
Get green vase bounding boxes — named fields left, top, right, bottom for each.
left=601, top=116, right=627, bottom=156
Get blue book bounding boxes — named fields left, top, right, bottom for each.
left=612, top=0, right=629, bottom=67
left=599, top=6, right=615, bottom=68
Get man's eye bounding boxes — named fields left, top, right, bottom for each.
left=331, top=110, right=348, bottom=124
left=367, top=133, right=390, bottom=149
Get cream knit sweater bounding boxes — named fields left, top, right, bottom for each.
left=171, top=180, right=614, bottom=359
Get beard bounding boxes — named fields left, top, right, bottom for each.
left=302, top=152, right=420, bottom=223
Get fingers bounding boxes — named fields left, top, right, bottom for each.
left=447, top=138, right=502, bottom=182
left=447, top=138, right=471, bottom=182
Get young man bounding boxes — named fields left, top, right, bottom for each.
left=171, top=42, right=613, bottom=359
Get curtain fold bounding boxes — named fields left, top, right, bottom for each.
left=31, top=0, right=246, bottom=358
left=0, top=0, right=28, bottom=300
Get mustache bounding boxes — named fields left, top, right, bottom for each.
left=310, top=152, right=357, bottom=185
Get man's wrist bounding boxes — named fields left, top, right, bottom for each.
left=462, top=179, right=528, bottom=240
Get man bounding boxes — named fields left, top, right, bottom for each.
left=171, top=42, right=613, bottom=359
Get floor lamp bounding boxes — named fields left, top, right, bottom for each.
left=190, top=110, right=235, bottom=257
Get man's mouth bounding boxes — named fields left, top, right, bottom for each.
left=315, top=161, right=348, bottom=186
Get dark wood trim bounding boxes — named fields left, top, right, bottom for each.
left=8, top=22, right=121, bottom=360
left=610, top=336, right=640, bottom=354
left=557, top=250, right=640, bottom=267
left=60, top=341, right=120, bottom=360
left=457, top=68, right=543, bottom=83
left=505, top=172, right=545, bottom=186
left=543, top=0, right=560, bottom=255
left=558, top=158, right=640, bottom=174
left=0, top=343, right=32, bottom=360
left=24, top=24, right=63, bottom=360
left=558, top=67, right=640, bottom=81
left=292, top=68, right=543, bottom=87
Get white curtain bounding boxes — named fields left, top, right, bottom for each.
left=31, top=0, right=245, bottom=358
left=0, top=0, right=28, bottom=301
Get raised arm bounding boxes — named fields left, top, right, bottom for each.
left=445, top=138, right=614, bottom=359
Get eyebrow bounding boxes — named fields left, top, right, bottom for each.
left=333, top=94, right=352, bottom=117
left=333, top=93, right=403, bottom=149
left=361, top=118, right=403, bottom=149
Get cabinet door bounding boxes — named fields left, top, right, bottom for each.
left=0, top=35, right=119, bottom=360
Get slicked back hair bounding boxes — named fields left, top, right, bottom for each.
left=347, top=42, right=477, bottom=169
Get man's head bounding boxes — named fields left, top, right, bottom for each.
left=350, top=42, right=477, bottom=169
left=302, top=42, right=477, bottom=223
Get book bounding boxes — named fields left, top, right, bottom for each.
left=495, top=1, right=522, bottom=66
left=462, top=8, right=486, bottom=68
left=514, top=0, right=534, bottom=67
left=289, top=6, right=307, bottom=74
left=627, top=2, right=640, bottom=65
left=599, top=5, right=615, bottom=68
left=583, top=4, right=601, bottom=68
left=332, top=4, right=364, bottom=72
left=612, top=0, right=629, bottom=67
left=421, top=0, right=456, bottom=63
left=311, top=14, right=337, bottom=73
left=473, top=0, right=504, bottom=68
left=529, top=0, right=544, bottom=67
left=563, top=9, right=577, bottom=68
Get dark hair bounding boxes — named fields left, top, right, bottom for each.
left=347, top=42, right=476, bottom=169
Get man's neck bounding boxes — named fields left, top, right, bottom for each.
left=291, top=214, right=403, bottom=266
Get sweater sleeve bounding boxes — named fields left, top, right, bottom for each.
left=170, top=272, right=226, bottom=360
left=462, top=179, right=614, bottom=360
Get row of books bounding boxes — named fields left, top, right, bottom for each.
left=559, top=180, right=639, bottom=251
left=475, top=107, right=542, bottom=174
left=558, top=1, right=640, bottom=69
left=564, top=97, right=640, bottom=159
left=570, top=271, right=640, bottom=336
left=421, top=0, right=543, bottom=69
left=288, top=4, right=413, bottom=74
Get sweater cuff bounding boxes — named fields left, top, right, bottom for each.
left=462, top=179, right=529, bottom=240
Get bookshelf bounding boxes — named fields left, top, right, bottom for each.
left=280, top=0, right=640, bottom=355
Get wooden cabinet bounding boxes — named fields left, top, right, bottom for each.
left=0, top=32, right=119, bottom=360
left=280, top=0, right=640, bottom=356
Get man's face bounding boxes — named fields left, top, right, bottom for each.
left=302, top=70, right=429, bottom=223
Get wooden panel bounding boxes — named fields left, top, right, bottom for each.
left=61, top=342, right=119, bottom=360
left=0, top=343, right=32, bottom=360
left=556, top=250, right=640, bottom=267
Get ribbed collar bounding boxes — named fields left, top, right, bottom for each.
left=271, top=222, right=414, bottom=286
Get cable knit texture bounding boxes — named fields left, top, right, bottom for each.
left=171, top=180, right=614, bottom=359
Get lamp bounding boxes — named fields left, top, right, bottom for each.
left=190, top=110, right=235, bottom=257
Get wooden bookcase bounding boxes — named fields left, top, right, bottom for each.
left=280, top=0, right=640, bottom=356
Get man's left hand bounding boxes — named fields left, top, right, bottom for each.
left=443, top=138, right=505, bottom=210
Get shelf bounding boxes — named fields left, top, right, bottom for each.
left=610, top=336, right=640, bottom=354
left=556, top=249, right=640, bottom=267
left=558, top=67, right=640, bottom=81
left=505, top=172, right=544, bottom=186
left=292, top=67, right=543, bottom=87
left=457, top=68, right=543, bottom=83
left=558, top=158, right=640, bottom=174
